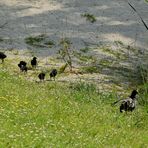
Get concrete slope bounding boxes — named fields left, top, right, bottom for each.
left=0, top=0, right=148, bottom=52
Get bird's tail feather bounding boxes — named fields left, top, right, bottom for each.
left=111, top=99, right=124, bottom=106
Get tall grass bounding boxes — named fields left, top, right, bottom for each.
left=0, top=70, right=148, bottom=147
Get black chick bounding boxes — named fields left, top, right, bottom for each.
left=50, top=69, right=57, bottom=80
left=0, top=52, right=7, bottom=63
left=120, top=90, right=138, bottom=113
left=38, top=73, right=45, bottom=81
left=31, top=57, right=37, bottom=68
left=19, top=65, right=28, bottom=72
left=18, top=61, right=27, bottom=67
left=18, top=61, right=27, bottom=72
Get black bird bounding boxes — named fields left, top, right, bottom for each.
left=120, top=90, right=138, bottom=113
left=0, top=52, right=7, bottom=63
left=18, top=61, right=27, bottom=67
left=31, top=57, right=37, bottom=68
left=18, top=61, right=27, bottom=72
left=50, top=69, right=57, bottom=80
left=19, top=65, right=28, bottom=72
left=38, top=73, right=45, bottom=81
left=112, top=90, right=138, bottom=113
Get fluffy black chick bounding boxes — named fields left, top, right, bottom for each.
left=18, top=61, right=27, bottom=72
left=38, top=73, right=45, bottom=81
left=31, top=57, right=37, bottom=68
left=0, top=52, right=7, bottom=63
left=18, top=61, right=27, bottom=67
left=50, top=69, right=57, bottom=80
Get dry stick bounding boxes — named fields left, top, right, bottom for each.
left=128, top=2, right=148, bottom=30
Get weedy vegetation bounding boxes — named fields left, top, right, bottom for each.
left=114, top=40, right=124, bottom=46
left=0, top=37, right=4, bottom=42
left=58, top=38, right=73, bottom=72
left=81, top=13, right=97, bottom=23
left=25, top=34, right=55, bottom=48
left=134, top=63, right=148, bottom=85
left=80, top=47, right=90, bottom=53
left=25, top=35, right=45, bottom=46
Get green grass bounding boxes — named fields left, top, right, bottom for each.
left=44, top=40, right=55, bottom=47
left=81, top=13, right=97, bottom=23
left=114, top=40, right=124, bottom=46
left=25, top=34, right=55, bottom=48
left=25, top=35, right=45, bottom=46
left=99, top=46, right=126, bottom=59
left=0, top=69, right=148, bottom=147
left=80, top=65, right=101, bottom=73
left=0, top=37, right=4, bottom=42
left=80, top=47, right=90, bottom=53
